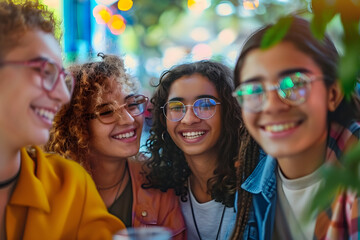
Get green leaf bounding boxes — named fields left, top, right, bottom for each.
left=260, top=16, right=293, bottom=49
left=338, top=46, right=359, bottom=99
left=310, top=9, right=336, bottom=40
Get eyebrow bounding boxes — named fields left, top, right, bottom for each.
left=168, top=95, right=220, bottom=102
left=241, top=68, right=312, bottom=84
left=278, top=68, right=311, bottom=78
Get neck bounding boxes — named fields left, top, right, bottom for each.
left=277, top=132, right=327, bottom=179
left=0, top=142, right=21, bottom=182
left=88, top=154, right=128, bottom=188
left=186, top=154, right=218, bottom=203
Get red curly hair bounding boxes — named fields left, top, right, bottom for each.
left=0, top=0, right=58, bottom=59
left=45, top=53, right=139, bottom=174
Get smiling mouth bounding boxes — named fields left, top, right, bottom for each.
left=113, top=130, right=135, bottom=139
left=263, top=122, right=298, bottom=133
left=33, top=107, right=55, bottom=122
left=181, top=131, right=205, bottom=139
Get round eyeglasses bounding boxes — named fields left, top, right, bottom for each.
left=89, top=94, right=148, bottom=124
left=161, top=97, right=221, bottom=122
left=0, top=57, right=74, bottom=96
left=232, top=72, right=321, bottom=112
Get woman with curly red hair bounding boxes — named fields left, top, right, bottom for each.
left=46, top=53, right=186, bottom=239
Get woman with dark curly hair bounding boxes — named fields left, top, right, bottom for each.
left=0, top=0, right=124, bottom=239
left=143, top=60, right=259, bottom=240
left=45, top=53, right=185, bottom=239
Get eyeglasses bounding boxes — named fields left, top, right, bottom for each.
left=232, top=72, right=320, bottom=112
left=89, top=94, right=148, bottom=124
left=0, top=57, right=74, bottom=96
left=161, top=97, right=221, bottom=122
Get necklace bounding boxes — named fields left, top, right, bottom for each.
left=188, top=191, right=226, bottom=240
left=110, top=162, right=128, bottom=206
left=0, top=167, right=21, bottom=189
left=97, top=162, right=128, bottom=191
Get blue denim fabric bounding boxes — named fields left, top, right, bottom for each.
left=235, top=151, right=277, bottom=240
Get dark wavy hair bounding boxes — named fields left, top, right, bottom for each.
left=0, top=0, right=58, bottom=60
left=143, top=60, right=249, bottom=207
left=45, top=53, right=138, bottom=174
left=231, top=15, right=360, bottom=239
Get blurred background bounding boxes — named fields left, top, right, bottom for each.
left=43, top=0, right=344, bottom=93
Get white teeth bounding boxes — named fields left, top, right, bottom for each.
left=182, top=131, right=205, bottom=139
left=265, top=122, right=296, bottom=132
left=113, top=131, right=135, bottom=139
left=34, top=108, right=55, bottom=122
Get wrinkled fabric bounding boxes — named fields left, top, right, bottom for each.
left=7, top=146, right=124, bottom=240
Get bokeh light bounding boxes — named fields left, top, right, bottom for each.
left=190, top=27, right=210, bottom=42
left=243, top=0, right=260, bottom=10
left=191, top=43, right=212, bottom=60
left=93, top=5, right=112, bottom=24
left=118, top=0, right=133, bottom=11
left=215, top=1, right=235, bottom=16
left=218, top=28, right=236, bottom=45
left=108, top=14, right=126, bottom=35
left=188, top=0, right=211, bottom=13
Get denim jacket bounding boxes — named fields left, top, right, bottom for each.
left=236, top=122, right=360, bottom=240
left=235, top=151, right=277, bottom=240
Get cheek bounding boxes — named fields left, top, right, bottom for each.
left=242, top=111, right=259, bottom=138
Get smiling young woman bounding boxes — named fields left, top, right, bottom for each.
left=0, top=1, right=124, bottom=239
left=231, top=15, right=360, bottom=239
left=143, top=61, right=260, bottom=240
left=45, top=53, right=186, bottom=239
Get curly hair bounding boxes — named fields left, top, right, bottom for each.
left=142, top=60, right=251, bottom=207
left=231, top=15, right=360, bottom=239
left=45, top=53, right=139, bottom=174
left=0, top=0, right=58, bottom=60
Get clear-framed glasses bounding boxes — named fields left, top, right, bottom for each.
left=0, top=57, right=74, bottom=96
left=232, top=72, right=320, bottom=112
left=161, top=97, right=221, bottom=122
left=89, top=94, right=148, bottom=124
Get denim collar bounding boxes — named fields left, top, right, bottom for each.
left=241, top=151, right=277, bottom=201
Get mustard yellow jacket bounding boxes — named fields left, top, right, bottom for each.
left=6, top=146, right=125, bottom=239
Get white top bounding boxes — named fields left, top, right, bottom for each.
left=180, top=181, right=236, bottom=240
left=275, top=165, right=324, bottom=240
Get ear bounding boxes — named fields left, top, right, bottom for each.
left=327, top=80, right=344, bottom=112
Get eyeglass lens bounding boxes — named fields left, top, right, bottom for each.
left=41, top=61, right=74, bottom=95
left=164, top=98, right=219, bottom=122
left=233, top=72, right=311, bottom=112
left=96, top=95, right=148, bottom=124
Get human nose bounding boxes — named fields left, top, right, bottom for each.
left=180, top=105, right=201, bottom=124
left=115, top=106, right=135, bottom=125
left=48, top=75, right=71, bottom=105
left=262, top=85, right=290, bottom=113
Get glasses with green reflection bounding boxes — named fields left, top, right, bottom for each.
left=232, top=72, right=321, bottom=112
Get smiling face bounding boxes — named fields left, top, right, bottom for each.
left=88, top=84, right=144, bottom=161
left=165, top=74, right=222, bottom=158
left=239, top=41, right=334, bottom=163
left=0, top=30, right=70, bottom=149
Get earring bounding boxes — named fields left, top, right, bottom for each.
left=161, top=131, right=166, bottom=141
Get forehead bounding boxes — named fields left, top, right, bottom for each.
left=99, top=83, right=133, bottom=104
left=167, top=73, right=219, bottom=101
left=3, top=30, right=62, bottom=66
left=240, top=41, right=322, bottom=83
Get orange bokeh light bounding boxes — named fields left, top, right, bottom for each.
left=108, top=14, right=126, bottom=35
left=118, top=0, right=133, bottom=11
left=243, top=0, right=259, bottom=10
left=93, top=5, right=112, bottom=24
